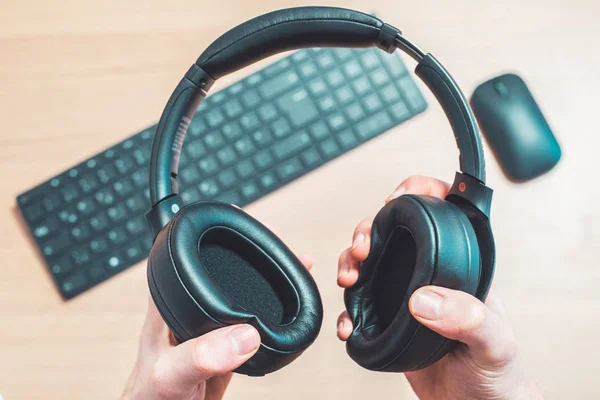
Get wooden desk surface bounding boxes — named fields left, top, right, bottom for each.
left=0, top=1, right=598, bottom=399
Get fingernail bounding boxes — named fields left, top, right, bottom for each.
left=230, top=325, right=260, bottom=356
left=386, top=187, right=405, bottom=202
left=352, top=233, right=365, bottom=249
left=339, top=262, right=350, bottom=277
left=411, top=289, right=443, bottom=320
left=337, top=320, right=345, bottom=332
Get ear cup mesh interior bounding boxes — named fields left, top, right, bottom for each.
left=198, top=227, right=296, bottom=325
left=364, top=226, right=417, bottom=340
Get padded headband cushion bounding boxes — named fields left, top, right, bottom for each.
left=147, top=201, right=323, bottom=375
left=344, top=195, right=481, bottom=371
left=196, top=7, right=385, bottom=78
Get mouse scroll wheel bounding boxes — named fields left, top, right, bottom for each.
left=493, top=81, right=509, bottom=97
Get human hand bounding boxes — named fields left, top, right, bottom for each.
left=121, top=238, right=313, bottom=400
left=336, top=175, right=544, bottom=400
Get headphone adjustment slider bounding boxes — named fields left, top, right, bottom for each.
left=146, top=195, right=185, bottom=239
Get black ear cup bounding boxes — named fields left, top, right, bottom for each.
left=344, top=195, right=481, bottom=372
left=147, top=201, right=323, bottom=376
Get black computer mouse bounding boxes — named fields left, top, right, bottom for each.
left=470, top=73, right=561, bottom=182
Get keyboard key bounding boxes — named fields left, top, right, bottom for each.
left=43, top=234, right=72, bottom=258
left=51, top=258, right=74, bottom=276
left=23, top=203, right=44, bottom=221
left=335, top=86, right=353, bottom=104
left=241, top=90, right=260, bottom=108
left=273, top=131, right=311, bottom=160
left=343, top=60, right=363, bottom=79
left=97, top=165, right=117, bottom=184
left=326, top=69, right=344, bottom=88
left=381, top=85, right=401, bottom=104
left=319, top=138, right=341, bottom=159
left=125, top=193, right=147, bottom=213
left=227, top=82, right=245, bottom=95
left=186, top=139, right=206, bottom=159
left=88, top=263, right=106, bottom=281
left=252, top=128, right=272, bottom=147
left=247, top=74, right=263, bottom=86
left=352, top=76, right=372, bottom=95
left=42, top=194, right=61, bottom=212
left=217, top=146, right=237, bottom=166
left=363, top=93, right=383, bottom=113
left=241, top=182, right=259, bottom=200
left=308, top=78, right=327, bottom=97
left=189, top=117, right=207, bottom=137
left=61, top=271, right=87, bottom=295
left=131, top=170, right=146, bottom=187
left=277, top=88, right=319, bottom=127
left=337, top=129, right=358, bottom=149
left=33, top=217, right=58, bottom=239
left=253, top=150, right=274, bottom=170
left=180, top=165, right=201, bottom=185
left=344, top=102, right=366, bottom=122
left=71, top=224, right=92, bottom=242
left=240, top=112, right=260, bottom=131
left=107, top=227, right=127, bottom=244
left=224, top=99, right=243, bottom=119
left=199, top=155, right=219, bottom=176
left=258, top=104, right=278, bottom=122
left=318, top=95, right=336, bottom=113
left=317, top=53, right=335, bottom=70
left=90, top=214, right=109, bottom=232
left=234, top=137, right=255, bottom=157
left=259, top=172, right=277, bottom=190
left=78, top=177, right=98, bottom=193
left=389, top=101, right=411, bottom=122
left=264, top=58, right=291, bottom=77
left=370, top=68, right=390, bottom=87
left=76, top=198, right=96, bottom=215
left=299, top=61, right=318, bottom=78
left=276, top=157, right=303, bottom=180
left=199, top=179, right=219, bottom=197
left=291, top=50, right=308, bottom=62
left=126, top=217, right=146, bottom=236
left=271, top=117, right=292, bottom=138
left=204, top=131, right=225, bottom=150
left=222, top=122, right=244, bottom=141
left=309, top=121, right=330, bottom=141
left=115, top=155, right=135, bottom=174
left=107, top=204, right=127, bottom=222
left=333, top=48, right=352, bottom=61
left=236, top=160, right=255, bottom=179
left=113, top=179, right=134, bottom=196
left=355, top=111, right=394, bottom=140
left=60, top=185, right=79, bottom=203
left=301, top=148, right=322, bottom=168
left=125, top=243, right=143, bottom=260
left=106, top=254, right=123, bottom=270
left=72, top=247, right=91, bottom=266
left=217, top=169, right=237, bottom=189
left=327, top=113, right=347, bottom=132
left=361, top=52, right=379, bottom=70
left=206, top=109, right=225, bottom=128
left=260, top=71, right=299, bottom=99
left=89, top=237, right=108, bottom=253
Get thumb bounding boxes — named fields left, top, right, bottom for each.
left=152, top=324, right=260, bottom=397
left=409, top=286, right=517, bottom=367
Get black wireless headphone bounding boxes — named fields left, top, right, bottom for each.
left=145, top=6, right=495, bottom=376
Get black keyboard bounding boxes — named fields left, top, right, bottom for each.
left=16, top=47, right=427, bottom=299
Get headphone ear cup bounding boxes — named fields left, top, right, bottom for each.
left=147, top=201, right=323, bottom=376
left=344, top=194, right=481, bottom=372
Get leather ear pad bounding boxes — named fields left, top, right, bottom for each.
left=196, top=7, right=384, bottom=79
left=344, top=195, right=481, bottom=372
left=147, top=201, right=323, bottom=376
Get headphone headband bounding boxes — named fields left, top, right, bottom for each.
left=148, top=6, right=486, bottom=232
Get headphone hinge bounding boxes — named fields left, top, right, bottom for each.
left=376, top=23, right=400, bottom=54
left=446, top=172, right=493, bottom=218
left=146, top=195, right=184, bottom=239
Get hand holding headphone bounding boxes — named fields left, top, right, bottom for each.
left=145, top=7, right=495, bottom=376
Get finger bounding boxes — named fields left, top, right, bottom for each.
left=349, top=216, right=374, bottom=261
left=385, top=175, right=451, bottom=203
left=152, top=324, right=260, bottom=398
left=409, top=286, right=517, bottom=367
left=297, top=253, right=313, bottom=271
left=337, top=248, right=360, bottom=288
left=336, top=311, right=353, bottom=341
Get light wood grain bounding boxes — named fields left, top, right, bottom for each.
left=0, top=0, right=598, bottom=399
